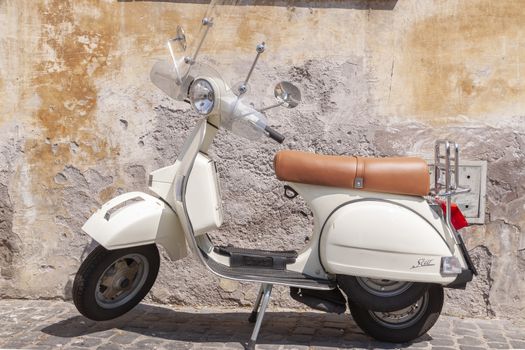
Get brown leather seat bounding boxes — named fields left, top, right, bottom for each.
left=274, top=150, right=430, bottom=197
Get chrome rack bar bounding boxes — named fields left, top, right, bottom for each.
left=433, top=140, right=470, bottom=228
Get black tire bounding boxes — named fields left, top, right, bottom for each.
left=349, top=284, right=444, bottom=343
left=73, top=244, right=160, bottom=321
left=338, top=275, right=429, bottom=312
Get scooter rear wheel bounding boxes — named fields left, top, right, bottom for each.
left=73, top=244, right=160, bottom=321
left=338, top=275, right=429, bottom=312
left=349, top=284, right=444, bottom=343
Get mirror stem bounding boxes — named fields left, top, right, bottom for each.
left=257, top=101, right=284, bottom=113
left=238, top=42, right=265, bottom=95
left=185, top=17, right=214, bottom=65
left=238, top=101, right=284, bottom=119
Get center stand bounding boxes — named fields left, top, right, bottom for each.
left=246, top=283, right=273, bottom=350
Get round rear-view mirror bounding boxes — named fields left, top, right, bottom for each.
left=274, top=81, right=301, bottom=108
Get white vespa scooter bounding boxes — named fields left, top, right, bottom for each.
left=72, top=2, right=477, bottom=347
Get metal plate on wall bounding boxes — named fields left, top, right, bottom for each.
left=428, top=160, right=487, bottom=225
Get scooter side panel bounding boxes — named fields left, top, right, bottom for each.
left=320, top=199, right=456, bottom=284
left=186, top=153, right=224, bottom=235
left=82, top=192, right=188, bottom=260
left=150, top=153, right=223, bottom=236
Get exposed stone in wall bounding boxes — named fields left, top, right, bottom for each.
left=1, top=0, right=524, bottom=324
left=0, top=127, right=23, bottom=287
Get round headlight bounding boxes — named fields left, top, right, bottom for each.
left=189, top=79, right=215, bottom=115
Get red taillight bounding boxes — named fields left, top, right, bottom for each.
left=437, top=199, right=469, bottom=230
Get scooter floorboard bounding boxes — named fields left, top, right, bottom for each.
left=215, top=246, right=297, bottom=270
left=203, top=251, right=335, bottom=289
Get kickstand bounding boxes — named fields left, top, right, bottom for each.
left=248, top=285, right=264, bottom=323
left=246, top=283, right=273, bottom=350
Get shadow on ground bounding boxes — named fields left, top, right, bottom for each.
left=42, top=303, right=430, bottom=349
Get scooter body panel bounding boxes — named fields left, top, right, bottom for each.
left=287, top=182, right=462, bottom=284
left=150, top=152, right=224, bottom=235
left=320, top=199, right=455, bottom=283
left=82, top=192, right=188, bottom=260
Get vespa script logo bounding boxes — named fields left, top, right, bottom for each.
left=411, top=258, right=435, bottom=269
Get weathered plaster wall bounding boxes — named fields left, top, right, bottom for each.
left=1, top=0, right=524, bottom=322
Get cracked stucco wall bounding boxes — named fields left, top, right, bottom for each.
left=0, top=0, right=524, bottom=323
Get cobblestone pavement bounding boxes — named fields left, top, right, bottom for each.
left=0, top=299, right=524, bottom=350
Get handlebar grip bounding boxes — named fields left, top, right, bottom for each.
left=265, top=125, right=285, bottom=143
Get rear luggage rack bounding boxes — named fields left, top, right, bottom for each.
left=431, top=140, right=470, bottom=227
left=431, top=140, right=477, bottom=277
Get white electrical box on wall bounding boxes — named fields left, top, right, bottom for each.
left=428, top=160, right=487, bottom=224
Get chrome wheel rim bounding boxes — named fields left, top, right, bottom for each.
left=369, top=291, right=429, bottom=329
left=356, top=277, right=413, bottom=297
left=95, top=253, right=149, bottom=309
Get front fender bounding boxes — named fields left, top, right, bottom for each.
left=82, top=192, right=187, bottom=260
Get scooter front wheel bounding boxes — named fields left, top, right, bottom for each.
left=73, top=244, right=160, bottom=321
left=349, top=284, right=444, bottom=343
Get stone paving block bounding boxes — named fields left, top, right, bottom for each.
left=259, top=333, right=287, bottom=343
left=21, top=344, right=55, bottom=350
left=452, top=320, right=477, bottom=330
left=291, top=326, right=316, bottom=335
left=287, top=334, right=313, bottom=343
left=429, top=338, right=455, bottom=347
left=89, top=329, right=120, bottom=339
left=342, top=331, right=370, bottom=342
left=455, top=328, right=480, bottom=337
left=1, top=340, right=29, bottom=349
left=7, top=330, right=43, bottom=343
left=109, top=331, right=142, bottom=344
left=96, top=342, right=122, bottom=350
left=481, top=333, right=507, bottom=343
left=254, top=344, right=281, bottom=350
left=280, top=345, right=310, bottom=350
left=431, top=323, right=452, bottom=332
left=486, top=342, right=511, bottom=349
left=476, top=320, right=503, bottom=330
left=204, top=333, right=235, bottom=342
left=408, top=340, right=430, bottom=348
left=194, top=341, right=228, bottom=349
left=370, top=341, right=406, bottom=349
left=317, top=327, right=344, bottom=337
left=35, top=334, right=72, bottom=347
left=322, top=321, right=347, bottom=329
left=338, top=339, right=370, bottom=349
left=69, top=336, right=104, bottom=347
left=428, top=331, right=452, bottom=339
left=222, top=342, right=245, bottom=349
left=510, top=340, right=525, bottom=348
left=162, top=340, right=195, bottom=350
left=457, top=335, right=485, bottom=346
left=134, top=337, right=170, bottom=348
left=506, top=331, right=525, bottom=341
left=430, top=347, right=457, bottom=350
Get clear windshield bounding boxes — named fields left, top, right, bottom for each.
left=150, top=0, right=270, bottom=141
